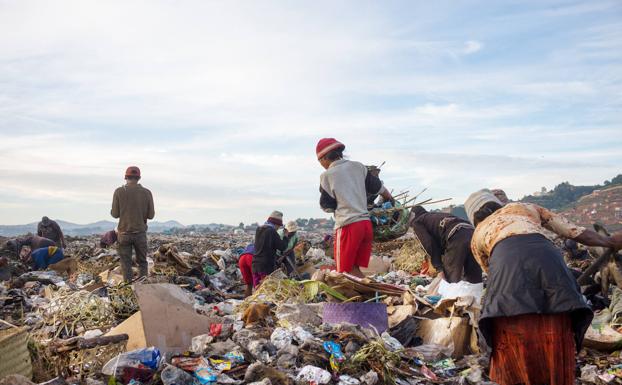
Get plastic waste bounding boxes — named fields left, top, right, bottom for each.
left=270, top=327, right=293, bottom=350
left=194, top=357, right=218, bottom=384
left=292, top=326, right=315, bottom=343
left=191, top=334, right=214, bottom=354
left=580, top=364, right=598, bottom=383
left=296, top=365, right=332, bottom=384
left=223, top=351, right=245, bottom=364
left=420, top=365, right=438, bottom=380
left=380, top=332, right=403, bottom=351
left=161, top=364, right=200, bottom=385
left=359, top=371, right=379, bottom=385
left=83, top=329, right=103, bottom=339
left=338, top=375, right=361, bottom=385
left=412, top=343, right=454, bottom=361
left=323, top=341, right=346, bottom=371
left=209, top=359, right=232, bottom=372
left=437, top=279, right=483, bottom=300
left=101, top=347, right=161, bottom=376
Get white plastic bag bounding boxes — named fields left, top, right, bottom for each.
left=437, top=280, right=483, bottom=300
left=296, top=365, right=331, bottom=384
left=270, top=327, right=293, bottom=350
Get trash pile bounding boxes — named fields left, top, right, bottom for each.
left=1, top=230, right=621, bottom=385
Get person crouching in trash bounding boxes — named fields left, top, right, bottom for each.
left=251, top=211, right=292, bottom=288
left=409, top=206, right=482, bottom=283
left=464, top=189, right=622, bottom=385
left=277, top=221, right=301, bottom=277
left=238, top=244, right=255, bottom=297
left=316, top=138, right=393, bottom=278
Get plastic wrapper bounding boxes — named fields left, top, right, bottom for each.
left=323, top=341, right=345, bottom=371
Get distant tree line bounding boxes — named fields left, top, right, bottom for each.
left=520, top=174, right=622, bottom=211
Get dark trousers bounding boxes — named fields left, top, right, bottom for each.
left=442, top=229, right=483, bottom=283
left=117, top=232, right=148, bottom=282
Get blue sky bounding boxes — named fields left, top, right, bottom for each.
left=0, top=0, right=620, bottom=225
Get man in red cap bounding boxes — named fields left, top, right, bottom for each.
left=111, top=166, right=155, bottom=282
left=316, top=138, right=394, bottom=277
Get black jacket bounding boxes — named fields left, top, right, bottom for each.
left=252, top=225, right=290, bottom=274
left=410, top=206, right=472, bottom=270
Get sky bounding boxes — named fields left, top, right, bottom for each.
left=0, top=0, right=621, bottom=226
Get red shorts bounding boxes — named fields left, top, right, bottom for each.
left=238, top=253, right=253, bottom=285
left=334, top=220, right=373, bottom=273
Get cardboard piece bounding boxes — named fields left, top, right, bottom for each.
left=416, top=316, right=471, bottom=358
left=106, top=283, right=226, bottom=353
left=99, top=269, right=124, bottom=286
left=106, top=311, right=147, bottom=351
left=361, top=255, right=391, bottom=275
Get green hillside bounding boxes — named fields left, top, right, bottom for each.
left=520, top=174, right=622, bottom=211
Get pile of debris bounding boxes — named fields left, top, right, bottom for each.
left=0, top=229, right=621, bottom=385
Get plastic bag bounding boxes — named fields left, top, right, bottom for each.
left=161, top=364, right=199, bottom=385
left=380, top=332, right=403, bottom=351
left=293, top=326, right=315, bottom=343
left=437, top=280, right=483, bottom=301
left=412, top=343, right=454, bottom=361
left=102, top=347, right=161, bottom=376
left=270, top=327, right=294, bottom=350
left=296, top=365, right=331, bottom=384
left=338, top=375, right=361, bottom=385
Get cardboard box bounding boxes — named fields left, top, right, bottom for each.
left=106, top=283, right=226, bottom=353
left=416, top=316, right=472, bottom=358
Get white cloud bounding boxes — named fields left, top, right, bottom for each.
left=463, top=40, right=483, bottom=54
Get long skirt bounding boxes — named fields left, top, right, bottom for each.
left=489, top=313, right=576, bottom=385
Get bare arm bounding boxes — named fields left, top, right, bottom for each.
left=573, top=229, right=615, bottom=249
left=380, top=187, right=394, bottom=203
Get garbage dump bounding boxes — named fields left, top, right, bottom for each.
left=1, top=222, right=622, bottom=385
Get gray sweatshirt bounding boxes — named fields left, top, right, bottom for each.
left=319, top=159, right=386, bottom=229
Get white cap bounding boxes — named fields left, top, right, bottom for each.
left=285, top=221, right=299, bottom=232
left=464, top=189, right=503, bottom=225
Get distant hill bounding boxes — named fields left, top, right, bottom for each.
left=0, top=219, right=186, bottom=237
left=520, top=174, right=622, bottom=211
left=561, top=185, right=622, bottom=232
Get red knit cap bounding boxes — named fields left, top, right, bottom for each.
left=316, top=138, right=345, bottom=160
left=125, top=166, right=141, bottom=178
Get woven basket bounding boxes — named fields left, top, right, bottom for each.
left=0, top=327, right=32, bottom=380
left=370, top=203, right=410, bottom=243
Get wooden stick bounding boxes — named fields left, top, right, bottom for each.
left=578, top=249, right=614, bottom=285
left=0, top=318, right=19, bottom=329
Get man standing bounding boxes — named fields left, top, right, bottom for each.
left=317, top=138, right=393, bottom=277
left=111, top=166, right=155, bottom=282
left=410, top=206, right=482, bottom=283
left=37, top=216, right=66, bottom=248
